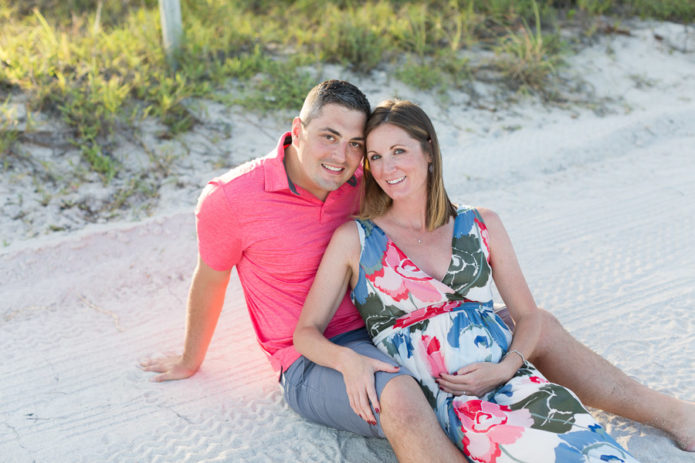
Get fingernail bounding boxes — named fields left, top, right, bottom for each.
left=452, top=372, right=458, bottom=376
left=375, top=407, right=380, bottom=414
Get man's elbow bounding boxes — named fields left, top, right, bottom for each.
left=292, top=324, right=305, bottom=351
left=293, top=322, right=316, bottom=354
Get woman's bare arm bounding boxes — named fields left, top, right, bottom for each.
left=294, top=221, right=399, bottom=424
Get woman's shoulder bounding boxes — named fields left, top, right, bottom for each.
left=454, top=205, right=501, bottom=227
left=475, top=207, right=500, bottom=224
left=334, top=220, right=361, bottom=238
left=325, top=221, right=362, bottom=265
left=330, top=220, right=362, bottom=248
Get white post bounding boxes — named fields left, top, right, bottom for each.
left=159, top=0, right=182, bottom=68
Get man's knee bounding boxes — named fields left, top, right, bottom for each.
left=379, top=375, right=430, bottom=425
left=378, top=375, right=464, bottom=461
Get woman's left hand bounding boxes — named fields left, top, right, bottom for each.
left=436, top=361, right=515, bottom=397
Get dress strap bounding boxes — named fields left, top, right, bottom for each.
left=353, top=219, right=367, bottom=262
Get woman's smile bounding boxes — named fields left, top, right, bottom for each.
left=386, top=176, right=406, bottom=185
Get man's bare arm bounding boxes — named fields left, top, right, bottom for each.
left=140, top=256, right=231, bottom=381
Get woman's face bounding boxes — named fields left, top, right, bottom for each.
left=366, top=123, right=432, bottom=202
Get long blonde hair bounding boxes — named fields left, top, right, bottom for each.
left=358, top=99, right=456, bottom=231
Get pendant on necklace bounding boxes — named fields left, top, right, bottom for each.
left=417, top=238, right=422, bottom=244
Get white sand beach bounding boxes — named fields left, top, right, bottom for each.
left=1, top=21, right=694, bottom=462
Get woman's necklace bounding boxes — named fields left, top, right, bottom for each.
left=381, top=212, right=427, bottom=245
left=402, top=225, right=426, bottom=245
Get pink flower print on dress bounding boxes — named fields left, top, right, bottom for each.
left=369, top=266, right=409, bottom=301
left=456, top=400, right=534, bottom=463
left=513, top=374, right=550, bottom=389
left=404, top=277, right=447, bottom=302
left=368, top=242, right=410, bottom=301
left=474, top=217, right=490, bottom=260
left=389, top=241, right=451, bottom=303
left=420, top=335, right=448, bottom=378
left=384, top=239, right=406, bottom=269
left=369, top=241, right=450, bottom=303
left=389, top=246, right=428, bottom=279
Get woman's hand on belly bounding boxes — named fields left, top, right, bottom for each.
left=436, top=360, right=516, bottom=397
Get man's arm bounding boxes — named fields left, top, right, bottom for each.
left=140, top=256, right=231, bottom=381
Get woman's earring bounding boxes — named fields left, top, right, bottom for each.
left=428, top=163, right=433, bottom=173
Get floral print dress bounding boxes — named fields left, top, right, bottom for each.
left=351, top=206, right=639, bottom=463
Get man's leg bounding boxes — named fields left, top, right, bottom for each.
left=378, top=375, right=466, bottom=462
left=283, top=329, right=466, bottom=461
left=529, top=308, right=695, bottom=451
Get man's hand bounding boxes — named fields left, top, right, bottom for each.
left=139, top=353, right=198, bottom=382
left=436, top=361, right=515, bottom=397
left=139, top=258, right=230, bottom=383
left=339, top=351, right=400, bottom=425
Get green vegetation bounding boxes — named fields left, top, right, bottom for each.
left=494, top=0, right=563, bottom=95
left=0, top=97, right=22, bottom=157
left=1, top=0, right=693, bottom=184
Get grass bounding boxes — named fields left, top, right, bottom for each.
left=1, top=0, right=693, bottom=187
left=395, top=49, right=472, bottom=94
left=494, top=0, right=566, bottom=94
left=0, top=97, right=22, bottom=156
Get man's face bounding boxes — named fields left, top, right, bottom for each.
left=290, top=104, right=366, bottom=200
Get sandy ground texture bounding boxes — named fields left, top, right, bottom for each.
left=1, top=21, right=694, bottom=463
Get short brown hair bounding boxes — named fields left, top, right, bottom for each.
left=299, top=80, right=371, bottom=125
left=358, top=99, right=456, bottom=231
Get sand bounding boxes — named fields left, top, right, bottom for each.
left=1, top=20, right=694, bottom=462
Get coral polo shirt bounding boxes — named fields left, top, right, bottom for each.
left=195, top=133, right=365, bottom=371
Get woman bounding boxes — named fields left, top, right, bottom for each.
left=294, top=99, right=639, bottom=462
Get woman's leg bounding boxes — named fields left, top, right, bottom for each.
left=447, top=365, right=640, bottom=462
left=529, top=308, right=695, bottom=451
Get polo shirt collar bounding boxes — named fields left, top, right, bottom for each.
left=264, top=132, right=298, bottom=193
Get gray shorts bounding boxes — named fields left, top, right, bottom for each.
left=281, top=328, right=413, bottom=438
left=281, top=305, right=512, bottom=438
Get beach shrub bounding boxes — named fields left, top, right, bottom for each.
left=623, top=0, right=695, bottom=22
left=2, top=0, right=687, bottom=179
left=493, top=0, right=566, bottom=96
left=314, top=2, right=391, bottom=72
left=0, top=98, right=21, bottom=158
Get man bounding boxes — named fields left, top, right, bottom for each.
left=141, top=80, right=694, bottom=456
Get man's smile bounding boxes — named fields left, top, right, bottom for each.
left=321, top=163, right=345, bottom=173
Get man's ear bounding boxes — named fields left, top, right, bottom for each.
left=291, top=117, right=303, bottom=147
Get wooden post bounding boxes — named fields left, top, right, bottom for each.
left=159, top=0, right=182, bottom=69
